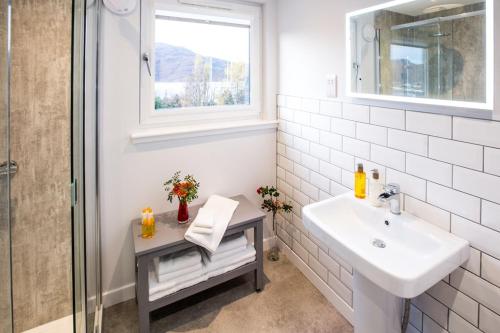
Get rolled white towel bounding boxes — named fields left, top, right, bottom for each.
left=184, top=195, right=239, bottom=254
left=156, top=261, right=203, bottom=283
left=154, top=247, right=201, bottom=276
left=192, top=207, right=215, bottom=229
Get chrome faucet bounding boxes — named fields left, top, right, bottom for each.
left=378, top=183, right=401, bottom=215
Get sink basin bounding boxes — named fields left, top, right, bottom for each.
left=302, top=192, right=470, bottom=298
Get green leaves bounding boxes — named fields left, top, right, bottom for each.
left=256, top=185, right=293, bottom=215
left=257, top=185, right=293, bottom=234
left=164, top=171, right=200, bottom=204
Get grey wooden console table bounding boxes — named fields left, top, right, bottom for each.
left=132, top=194, right=265, bottom=333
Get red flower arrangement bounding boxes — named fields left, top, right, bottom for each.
left=164, top=171, right=200, bottom=223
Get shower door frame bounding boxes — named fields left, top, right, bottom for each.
left=72, top=0, right=103, bottom=332
left=72, top=0, right=88, bottom=331
left=0, top=0, right=13, bottom=331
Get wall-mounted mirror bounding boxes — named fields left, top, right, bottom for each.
left=346, top=0, right=493, bottom=110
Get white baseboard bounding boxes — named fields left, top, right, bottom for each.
left=102, top=283, right=136, bottom=308
left=278, top=239, right=354, bottom=324
left=102, top=236, right=276, bottom=308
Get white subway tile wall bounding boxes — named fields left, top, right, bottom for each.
left=370, top=106, right=405, bottom=129
left=276, top=95, right=500, bottom=333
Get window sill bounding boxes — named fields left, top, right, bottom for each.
left=130, top=119, right=278, bottom=144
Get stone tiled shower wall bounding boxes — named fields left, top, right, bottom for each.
left=10, top=0, right=72, bottom=331
left=276, top=94, right=500, bottom=333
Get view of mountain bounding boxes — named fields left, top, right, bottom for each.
left=155, top=43, right=229, bottom=82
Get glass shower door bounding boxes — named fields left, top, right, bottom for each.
left=0, top=0, right=13, bottom=332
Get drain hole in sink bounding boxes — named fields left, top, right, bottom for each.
left=372, top=239, right=386, bottom=248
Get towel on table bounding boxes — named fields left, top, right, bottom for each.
left=156, top=261, right=203, bottom=283
left=153, top=247, right=201, bottom=276
left=192, top=207, right=215, bottom=229
left=184, top=195, right=239, bottom=254
left=201, top=233, right=249, bottom=264
left=191, top=226, right=213, bottom=235
left=203, top=244, right=256, bottom=277
left=210, top=233, right=247, bottom=254
left=203, top=244, right=248, bottom=264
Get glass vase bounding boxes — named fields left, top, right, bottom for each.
left=177, top=201, right=189, bottom=224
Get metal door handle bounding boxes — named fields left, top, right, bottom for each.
left=0, top=160, right=18, bottom=177
left=143, top=52, right=152, bottom=77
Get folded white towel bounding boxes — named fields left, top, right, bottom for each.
left=192, top=207, right=215, bottom=229
left=202, top=245, right=248, bottom=264
left=154, top=247, right=201, bottom=276
left=203, top=244, right=256, bottom=274
left=191, top=226, right=213, bottom=235
left=149, top=244, right=257, bottom=301
left=210, top=233, right=248, bottom=255
left=156, top=262, right=203, bottom=283
left=149, top=265, right=205, bottom=296
left=206, top=254, right=256, bottom=279
left=184, top=195, right=239, bottom=254
left=149, top=270, right=207, bottom=301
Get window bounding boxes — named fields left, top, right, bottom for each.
left=390, top=44, right=428, bottom=98
left=140, top=0, right=262, bottom=126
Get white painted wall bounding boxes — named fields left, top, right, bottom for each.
left=278, top=0, right=379, bottom=100
left=99, top=0, right=278, bottom=306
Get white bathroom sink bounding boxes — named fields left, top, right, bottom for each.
left=302, top=192, right=470, bottom=298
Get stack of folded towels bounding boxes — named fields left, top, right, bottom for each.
left=188, top=207, right=215, bottom=235
left=184, top=194, right=240, bottom=254
left=149, top=233, right=256, bottom=301
left=149, top=248, right=205, bottom=301
left=201, top=233, right=256, bottom=279
left=148, top=195, right=258, bottom=301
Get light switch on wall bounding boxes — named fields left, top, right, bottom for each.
left=326, top=74, right=337, bottom=98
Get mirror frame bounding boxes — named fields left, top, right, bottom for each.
left=345, top=0, right=494, bottom=111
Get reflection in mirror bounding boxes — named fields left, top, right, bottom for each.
left=348, top=0, right=489, bottom=106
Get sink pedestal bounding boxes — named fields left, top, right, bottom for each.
left=353, top=271, right=402, bottom=333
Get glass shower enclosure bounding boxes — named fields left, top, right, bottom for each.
left=0, top=0, right=101, bottom=332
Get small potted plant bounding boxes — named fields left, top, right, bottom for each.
left=164, top=171, right=200, bottom=223
left=257, top=185, right=293, bottom=261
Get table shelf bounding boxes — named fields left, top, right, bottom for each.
left=132, top=195, right=265, bottom=333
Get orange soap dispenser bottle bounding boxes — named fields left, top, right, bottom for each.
left=354, top=163, right=366, bottom=199
left=141, top=207, right=155, bottom=239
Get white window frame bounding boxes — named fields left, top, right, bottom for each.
left=140, top=0, right=262, bottom=127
